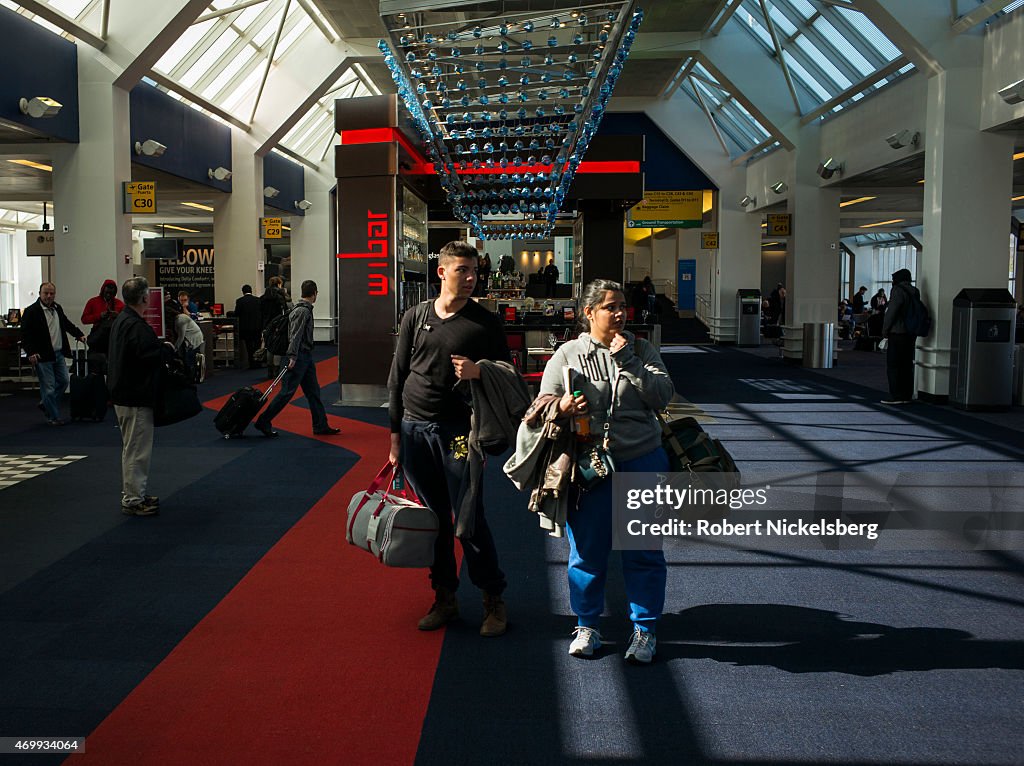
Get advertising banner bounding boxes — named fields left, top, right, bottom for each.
left=155, top=242, right=215, bottom=306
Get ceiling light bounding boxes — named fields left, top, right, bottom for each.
left=161, top=224, right=200, bottom=233
left=816, top=157, right=843, bottom=179
left=770, top=181, right=787, bottom=194
left=1014, top=151, right=1024, bottom=161
left=860, top=218, right=905, bottom=229
left=19, top=96, right=62, bottom=118
left=740, top=195, right=756, bottom=207
left=207, top=166, right=232, bottom=181
left=182, top=202, right=214, bottom=212
left=886, top=130, right=919, bottom=149
left=294, top=199, right=313, bottom=211
left=134, top=139, right=167, bottom=157
left=839, top=196, right=876, bottom=208
left=1012, top=194, right=1024, bottom=202
left=8, top=159, right=53, bottom=172
left=997, top=78, right=1024, bottom=105
left=263, top=186, right=280, bottom=198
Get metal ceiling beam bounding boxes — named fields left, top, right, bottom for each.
left=296, top=0, right=338, bottom=42
left=758, top=0, right=803, bottom=115
left=379, top=0, right=496, bottom=14
left=195, top=0, right=272, bottom=24
left=15, top=0, right=106, bottom=49
left=708, top=0, right=745, bottom=36
left=146, top=71, right=252, bottom=132
left=951, top=0, right=1007, bottom=34
left=659, top=58, right=696, bottom=100
left=730, top=136, right=780, bottom=166
left=305, top=0, right=345, bottom=39
left=798, top=56, right=909, bottom=125
left=249, top=0, right=292, bottom=125
left=689, top=76, right=731, bottom=157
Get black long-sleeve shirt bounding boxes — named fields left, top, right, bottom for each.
left=388, top=299, right=510, bottom=432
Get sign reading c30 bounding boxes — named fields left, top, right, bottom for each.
left=123, top=181, right=157, bottom=215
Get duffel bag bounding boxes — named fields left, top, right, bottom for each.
left=346, top=463, right=438, bottom=568
left=658, top=414, right=740, bottom=487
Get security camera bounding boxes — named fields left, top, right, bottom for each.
left=817, top=157, right=843, bottom=179
left=740, top=195, right=755, bottom=207
left=886, top=130, right=919, bottom=149
left=263, top=186, right=280, bottom=198
left=998, top=79, right=1024, bottom=105
left=134, top=139, right=167, bottom=157
left=19, top=97, right=62, bottom=118
left=294, top=199, right=313, bottom=211
left=208, top=166, right=232, bottom=181
left=770, top=181, right=788, bottom=194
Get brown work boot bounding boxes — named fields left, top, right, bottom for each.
left=480, top=592, right=508, bottom=637
left=417, top=588, right=459, bottom=631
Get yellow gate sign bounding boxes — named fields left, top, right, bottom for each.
left=261, top=217, right=283, bottom=239
left=123, top=181, right=157, bottom=214
left=701, top=231, right=719, bottom=249
left=766, top=213, right=791, bottom=237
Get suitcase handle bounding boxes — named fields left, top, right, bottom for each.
left=259, top=365, right=289, bottom=403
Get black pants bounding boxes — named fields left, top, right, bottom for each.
left=401, top=419, right=506, bottom=596
left=242, top=332, right=262, bottom=368
left=886, top=332, right=916, bottom=400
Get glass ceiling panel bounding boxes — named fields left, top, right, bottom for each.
left=679, top=61, right=775, bottom=154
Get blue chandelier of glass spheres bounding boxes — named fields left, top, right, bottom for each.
left=379, top=4, right=644, bottom=240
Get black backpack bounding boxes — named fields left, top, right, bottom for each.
left=899, top=284, right=932, bottom=338
left=262, top=311, right=290, bottom=356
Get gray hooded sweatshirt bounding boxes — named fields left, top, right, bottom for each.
left=538, top=330, right=675, bottom=462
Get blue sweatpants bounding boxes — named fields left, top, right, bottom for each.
left=566, top=446, right=669, bottom=633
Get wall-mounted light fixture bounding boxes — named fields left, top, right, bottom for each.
left=770, top=181, right=788, bottom=194
left=885, top=130, right=919, bottom=149
left=134, top=139, right=167, bottom=157
left=263, top=186, right=280, bottom=198
left=740, top=195, right=756, bottom=207
left=816, top=157, right=843, bottom=179
left=208, top=166, right=232, bottom=181
left=19, top=96, right=62, bottom=118
left=294, top=199, right=313, bottom=211
left=997, top=78, right=1024, bottom=105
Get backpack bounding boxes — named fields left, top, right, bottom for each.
left=262, top=311, right=291, bottom=356
left=899, top=284, right=932, bottom=338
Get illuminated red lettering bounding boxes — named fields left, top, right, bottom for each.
left=337, top=209, right=390, bottom=297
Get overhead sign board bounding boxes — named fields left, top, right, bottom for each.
left=701, top=232, right=719, bottom=249
left=123, top=181, right=157, bottom=214
left=627, top=190, right=703, bottom=229
left=261, top=217, right=283, bottom=239
left=767, top=213, right=791, bottom=237
left=26, top=229, right=56, bottom=256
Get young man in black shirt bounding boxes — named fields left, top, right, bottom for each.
left=388, top=241, right=511, bottom=636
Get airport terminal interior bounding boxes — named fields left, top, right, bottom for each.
left=0, top=0, right=1023, bottom=763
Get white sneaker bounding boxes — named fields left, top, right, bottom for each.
left=624, top=627, right=656, bottom=665
left=568, top=626, right=602, bottom=657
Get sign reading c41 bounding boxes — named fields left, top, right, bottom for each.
left=766, top=213, right=791, bottom=237
left=261, top=217, right=283, bottom=239
left=123, top=181, right=156, bottom=214
left=701, top=232, right=719, bottom=249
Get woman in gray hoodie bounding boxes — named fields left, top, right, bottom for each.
left=539, top=279, right=675, bottom=664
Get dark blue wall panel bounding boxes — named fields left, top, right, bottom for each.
left=129, top=83, right=232, bottom=191
left=597, top=112, right=715, bottom=191
left=263, top=152, right=306, bottom=216
left=0, top=5, right=79, bottom=142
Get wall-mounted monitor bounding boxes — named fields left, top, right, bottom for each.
left=26, top=230, right=55, bottom=257
left=143, top=237, right=183, bottom=261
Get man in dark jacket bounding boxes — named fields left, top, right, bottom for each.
left=234, top=284, right=262, bottom=369
left=260, top=276, right=289, bottom=378
left=20, top=281, right=85, bottom=425
left=543, top=257, right=559, bottom=298
left=108, top=277, right=166, bottom=516
left=881, top=268, right=918, bottom=405
left=253, top=280, right=339, bottom=437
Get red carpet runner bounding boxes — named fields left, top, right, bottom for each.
left=73, top=360, right=444, bottom=765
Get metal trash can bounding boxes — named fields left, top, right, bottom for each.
left=736, top=289, right=761, bottom=347
left=950, top=288, right=1016, bottom=410
left=802, top=322, right=835, bottom=369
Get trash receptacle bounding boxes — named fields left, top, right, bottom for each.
left=803, top=322, right=835, bottom=369
left=736, top=289, right=761, bottom=347
left=950, top=288, right=1016, bottom=410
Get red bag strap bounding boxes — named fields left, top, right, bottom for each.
left=348, top=463, right=396, bottom=541
left=383, top=465, right=423, bottom=505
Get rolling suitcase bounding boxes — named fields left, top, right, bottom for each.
left=214, top=367, right=287, bottom=438
left=70, top=342, right=108, bottom=422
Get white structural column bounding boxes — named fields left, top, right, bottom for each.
left=213, top=131, right=265, bottom=302
left=716, top=205, right=764, bottom=339
left=50, top=51, right=134, bottom=320
left=289, top=168, right=334, bottom=342
left=917, top=66, right=1015, bottom=398
left=785, top=124, right=840, bottom=327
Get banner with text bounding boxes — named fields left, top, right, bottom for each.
left=155, top=241, right=215, bottom=307
left=627, top=190, right=703, bottom=228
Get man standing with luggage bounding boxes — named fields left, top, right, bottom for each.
left=253, top=280, right=339, bottom=437
left=234, top=284, right=262, bottom=369
left=108, top=277, right=166, bottom=516
left=21, top=281, right=86, bottom=426
left=387, top=241, right=511, bottom=637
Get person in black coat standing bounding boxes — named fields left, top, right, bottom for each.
left=234, top=284, right=263, bottom=369
left=881, top=269, right=918, bottom=405
left=108, top=277, right=167, bottom=516
left=20, top=281, right=85, bottom=425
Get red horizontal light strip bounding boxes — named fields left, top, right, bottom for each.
left=339, top=129, right=639, bottom=175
